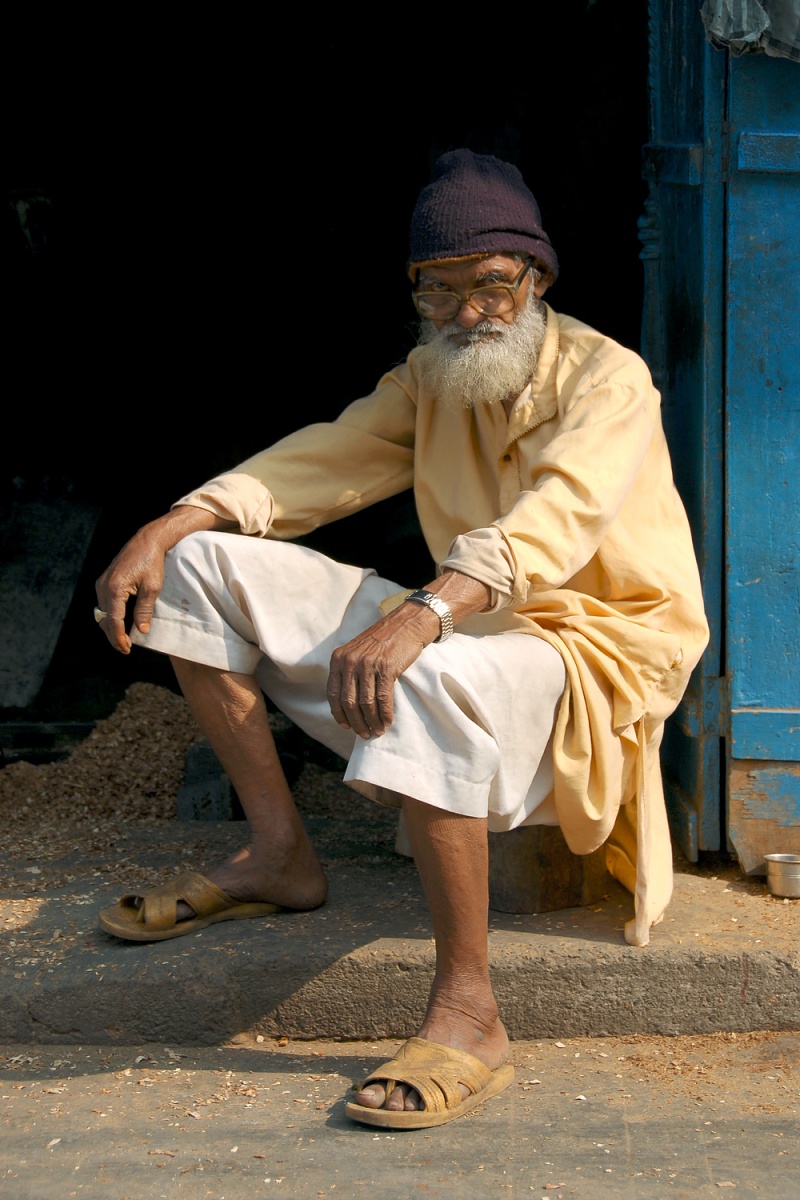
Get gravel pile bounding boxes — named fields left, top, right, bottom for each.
left=0, top=683, right=203, bottom=862
left=0, top=681, right=400, bottom=890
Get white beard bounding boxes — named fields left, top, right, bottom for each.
left=414, top=293, right=548, bottom=412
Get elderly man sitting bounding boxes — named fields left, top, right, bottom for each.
left=95, top=149, right=708, bottom=1129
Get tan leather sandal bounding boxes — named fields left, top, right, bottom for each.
left=98, top=870, right=283, bottom=941
left=345, top=1036, right=515, bottom=1129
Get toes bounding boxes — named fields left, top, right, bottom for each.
left=354, top=1081, right=422, bottom=1111
left=382, top=1083, right=421, bottom=1111
left=354, top=1083, right=386, bottom=1109
left=385, top=1083, right=407, bottom=1111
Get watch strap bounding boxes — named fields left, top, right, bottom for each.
left=403, top=589, right=454, bottom=643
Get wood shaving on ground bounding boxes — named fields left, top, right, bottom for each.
left=0, top=684, right=202, bottom=850
left=0, top=681, right=399, bottom=894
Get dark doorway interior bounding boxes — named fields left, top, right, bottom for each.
left=5, top=5, right=649, bottom=721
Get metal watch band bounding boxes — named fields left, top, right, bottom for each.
left=403, top=589, right=454, bottom=643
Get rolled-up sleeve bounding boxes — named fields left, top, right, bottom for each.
left=439, top=526, right=517, bottom=611
left=174, top=472, right=276, bottom=536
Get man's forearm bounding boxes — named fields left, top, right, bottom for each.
left=141, top=504, right=238, bottom=552
left=419, top=569, right=493, bottom=625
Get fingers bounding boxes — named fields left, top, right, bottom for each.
left=327, top=628, right=404, bottom=737
left=130, top=584, right=160, bottom=636
left=93, top=578, right=133, bottom=654
left=95, top=559, right=132, bottom=653
left=95, top=540, right=166, bottom=654
left=94, top=610, right=132, bottom=654
left=327, top=660, right=394, bottom=738
left=327, top=618, right=429, bottom=738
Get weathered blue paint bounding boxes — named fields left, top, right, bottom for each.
left=725, top=52, right=800, bottom=867
left=737, top=131, right=800, bottom=172
left=728, top=764, right=800, bottom=825
left=642, top=142, right=705, bottom=185
left=729, top=763, right=800, bottom=820
left=644, top=5, right=800, bottom=867
left=727, top=759, right=800, bottom=875
left=731, top=711, right=800, bottom=761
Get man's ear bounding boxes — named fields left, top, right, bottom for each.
left=533, top=272, right=552, bottom=299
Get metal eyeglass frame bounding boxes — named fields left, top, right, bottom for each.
left=412, top=259, right=538, bottom=321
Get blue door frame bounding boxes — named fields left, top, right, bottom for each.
left=642, top=1, right=800, bottom=869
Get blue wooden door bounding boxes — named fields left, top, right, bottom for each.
left=642, top=0, right=727, bottom=860
left=724, top=53, right=800, bottom=873
left=644, top=2, right=800, bottom=869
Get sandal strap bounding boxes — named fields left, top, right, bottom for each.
left=120, top=872, right=234, bottom=932
left=359, top=1037, right=493, bottom=1115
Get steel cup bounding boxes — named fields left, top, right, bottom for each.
left=764, top=853, right=800, bottom=899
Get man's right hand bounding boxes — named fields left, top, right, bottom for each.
left=94, top=506, right=232, bottom=654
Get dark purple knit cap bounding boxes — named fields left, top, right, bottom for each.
left=407, top=149, right=558, bottom=282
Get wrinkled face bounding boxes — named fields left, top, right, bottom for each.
left=415, top=254, right=549, bottom=345
left=413, top=256, right=550, bottom=412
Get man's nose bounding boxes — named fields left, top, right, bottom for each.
left=454, top=301, right=484, bottom=328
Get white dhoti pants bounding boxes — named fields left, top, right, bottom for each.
left=131, top=532, right=566, bottom=832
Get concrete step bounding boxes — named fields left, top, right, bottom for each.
left=1, top=822, right=798, bottom=1046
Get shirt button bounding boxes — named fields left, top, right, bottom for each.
left=502, top=453, right=512, bottom=462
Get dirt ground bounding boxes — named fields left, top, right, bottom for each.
left=1, top=1031, right=798, bottom=1199
left=4, top=1028, right=796, bottom=1128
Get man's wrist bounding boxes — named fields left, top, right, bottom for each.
left=403, top=589, right=454, bottom=643
left=154, top=505, right=235, bottom=543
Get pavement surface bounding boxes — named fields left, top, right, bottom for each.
left=1, top=762, right=799, bottom=1198
left=1, top=774, right=799, bottom=1047
left=1, top=1029, right=798, bottom=1200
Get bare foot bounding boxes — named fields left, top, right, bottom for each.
left=354, top=999, right=509, bottom=1113
left=173, top=836, right=328, bottom=921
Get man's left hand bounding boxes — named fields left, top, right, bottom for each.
left=326, top=570, right=492, bottom=738
left=326, top=602, right=439, bottom=738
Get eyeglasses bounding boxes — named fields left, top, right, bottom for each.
left=412, top=260, right=537, bottom=321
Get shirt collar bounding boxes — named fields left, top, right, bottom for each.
left=507, top=303, right=560, bottom=431
left=529, top=303, right=560, bottom=420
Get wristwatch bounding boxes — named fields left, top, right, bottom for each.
left=403, top=589, right=454, bottom=643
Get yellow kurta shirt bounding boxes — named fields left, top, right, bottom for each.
left=177, top=306, right=709, bottom=946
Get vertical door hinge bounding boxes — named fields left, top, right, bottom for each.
left=720, top=119, right=730, bottom=183
left=678, top=675, right=729, bottom=738
left=702, top=675, right=729, bottom=736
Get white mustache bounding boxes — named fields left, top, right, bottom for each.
left=424, top=319, right=502, bottom=344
